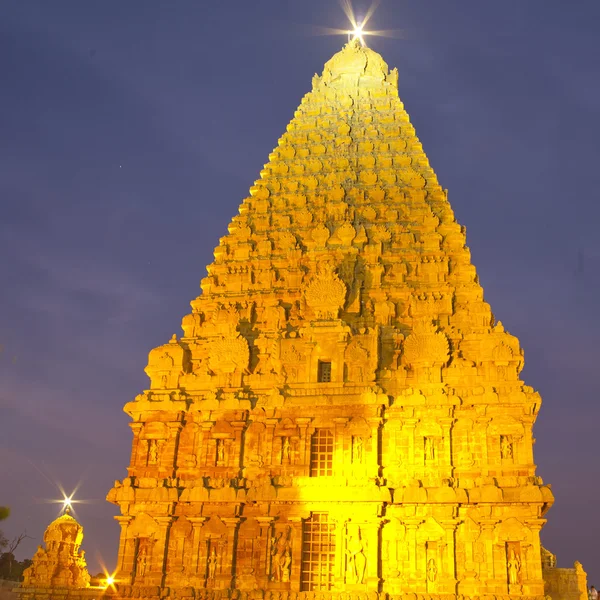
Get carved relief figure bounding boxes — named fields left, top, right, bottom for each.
left=136, top=545, right=147, bottom=578
left=507, top=548, right=521, bottom=585
left=427, top=558, right=438, bottom=582
left=352, top=436, right=364, bottom=464
left=282, top=437, right=291, bottom=463
left=216, top=439, right=225, bottom=464
left=345, top=525, right=366, bottom=584
left=207, top=546, right=218, bottom=581
left=148, top=440, right=159, bottom=464
left=424, top=437, right=436, bottom=462
left=501, top=435, right=513, bottom=460
left=270, top=527, right=292, bottom=583
left=279, top=547, right=292, bottom=582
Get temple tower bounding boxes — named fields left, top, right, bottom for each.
left=107, top=40, right=554, bottom=600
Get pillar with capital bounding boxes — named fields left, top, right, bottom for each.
left=287, top=516, right=304, bottom=592
left=221, top=516, right=241, bottom=589
left=150, top=516, right=173, bottom=587
left=188, top=517, right=209, bottom=586
left=256, top=517, right=276, bottom=588
left=114, top=516, right=134, bottom=583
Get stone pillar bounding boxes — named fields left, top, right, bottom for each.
left=129, top=423, right=144, bottom=471
left=296, top=418, right=311, bottom=473
left=152, top=516, right=173, bottom=587
left=222, top=517, right=241, bottom=589
left=114, top=516, right=133, bottom=582
left=165, top=422, right=183, bottom=474
left=441, top=520, right=458, bottom=594
left=404, top=419, right=417, bottom=474
left=525, top=519, right=546, bottom=596
left=332, top=515, right=348, bottom=589
left=522, top=417, right=535, bottom=471
left=231, top=420, right=246, bottom=470
left=440, top=418, right=455, bottom=478
left=188, top=517, right=208, bottom=584
left=364, top=519, right=382, bottom=589
left=265, top=418, right=278, bottom=466
left=199, top=421, right=215, bottom=467
left=288, top=516, right=304, bottom=592
left=368, top=417, right=382, bottom=480
left=405, top=520, right=420, bottom=590
left=334, top=417, right=349, bottom=478
left=256, top=517, right=276, bottom=587
left=476, top=418, right=491, bottom=477
left=479, top=519, right=497, bottom=593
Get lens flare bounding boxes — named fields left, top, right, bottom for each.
left=338, top=0, right=402, bottom=47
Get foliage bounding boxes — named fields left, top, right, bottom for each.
left=0, top=553, right=32, bottom=581
left=0, top=507, right=9, bottom=521
left=0, top=530, right=33, bottom=581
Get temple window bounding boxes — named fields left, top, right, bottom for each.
left=301, top=512, right=335, bottom=591
left=310, top=429, right=334, bottom=476
left=317, top=361, right=332, bottom=383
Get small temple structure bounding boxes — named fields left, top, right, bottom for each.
left=16, top=39, right=587, bottom=600
left=16, top=509, right=95, bottom=600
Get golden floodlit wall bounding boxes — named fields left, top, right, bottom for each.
left=106, top=40, right=559, bottom=600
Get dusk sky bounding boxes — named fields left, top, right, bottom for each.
left=1, top=0, right=599, bottom=582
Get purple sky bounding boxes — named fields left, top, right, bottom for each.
left=1, top=0, right=599, bottom=583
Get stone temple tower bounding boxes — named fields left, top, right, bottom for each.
left=107, top=40, right=555, bottom=600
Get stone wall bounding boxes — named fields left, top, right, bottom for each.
left=543, top=562, right=587, bottom=600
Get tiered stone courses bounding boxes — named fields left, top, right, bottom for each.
left=21, top=509, right=91, bottom=591
left=106, top=40, right=561, bottom=600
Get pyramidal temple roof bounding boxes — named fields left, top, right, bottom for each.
left=110, top=41, right=556, bottom=600
left=138, top=39, right=528, bottom=405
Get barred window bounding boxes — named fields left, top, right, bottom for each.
left=318, top=361, right=332, bottom=382
left=310, top=429, right=334, bottom=477
left=301, top=513, right=335, bottom=591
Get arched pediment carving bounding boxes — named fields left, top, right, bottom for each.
left=170, top=517, right=193, bottom=540
left=204, top=516, right=228, bottom=538
left=495, top=518, right=529, bottom=542
left=128, top=513, right=159, bottom=539
left=417, top=517, right=445, bottom=542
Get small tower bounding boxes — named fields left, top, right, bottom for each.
left=18, top=508, right=93, bottom=598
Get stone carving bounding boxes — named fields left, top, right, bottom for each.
left=501, top=435, right=514, bottom=460
left=22, top=509, right=91, bottom=588
left=282, top=437, right=291, bottom=463
left=508, top=547, right=522, bottom=584
left=207, top=546, right=219, bottom=582
left=216, top=439, right=225, bottom=464
left=424, top=437, right=436, bottom=462
left=136, top=544, right=148, bottom=577
left=209, top=334, right=250, bottom=374
left=345, top=525, right=366, bottom=584
left=304, top=264, right=347, bottom=319
left=104, top=38, right=568, bottom=600
left=403, top=321, right=449, bottom=367
left=427, top=558, right=438, bottom=582
left=270, top=527, right=292, bottom=583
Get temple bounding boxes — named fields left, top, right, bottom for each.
left=16, top=509, right=94, bottom=600
left=106, top=40, right=568, bottom=600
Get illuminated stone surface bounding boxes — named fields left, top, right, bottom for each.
left=106, top=40, right=584, bottom=600
left=21, top=509, right=91, bottom=589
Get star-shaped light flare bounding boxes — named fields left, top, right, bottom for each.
left=304, top=1, right=403, bottom=47
left=43, top=481, right=91, bottom=518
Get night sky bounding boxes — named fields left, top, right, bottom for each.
left=1, top=0, right=599, bottom=583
